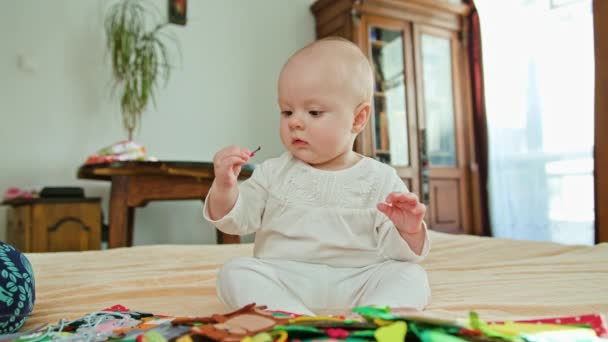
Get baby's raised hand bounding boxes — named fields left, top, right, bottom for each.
left=212, top=145, right=251, bottom=189
left=377, top=192, right=426, bottom=234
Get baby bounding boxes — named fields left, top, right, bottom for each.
left=204, top=37, right=430, bottom=315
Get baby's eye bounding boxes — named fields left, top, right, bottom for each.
left=281, top=111, right=293, bottom=116
left=309, top=111, right=323, bottom=117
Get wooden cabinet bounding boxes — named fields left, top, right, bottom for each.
left=4, top=198, right=101, bottom=252
left=311, top=0, right=483, bottom=235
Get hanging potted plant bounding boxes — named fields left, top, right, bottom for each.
left=104, top=0, right=178, bottom=141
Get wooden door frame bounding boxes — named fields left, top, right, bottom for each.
left=595, top=0, right=608, bottom=243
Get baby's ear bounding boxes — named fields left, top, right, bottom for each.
left=352, top=102, right=371, bottom=134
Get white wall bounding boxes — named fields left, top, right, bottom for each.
left=0, top=0, right=316, bottom=245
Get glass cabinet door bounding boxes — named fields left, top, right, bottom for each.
left=415, top=25, right=470, bottom=233
left=369, top=27, right=410, bottom=166
left=420, top=33, right=457, bottom=167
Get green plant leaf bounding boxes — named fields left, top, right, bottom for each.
left=104, top=0, right=178, bottom=137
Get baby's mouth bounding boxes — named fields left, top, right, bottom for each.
left=292, top=138, right=308, bottom=146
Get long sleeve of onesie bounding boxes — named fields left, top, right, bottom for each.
left=374, top=168, right=431, bottom=263
left=203, top=162, right=269, bottom=236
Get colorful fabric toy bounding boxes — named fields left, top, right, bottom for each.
left=85, top=141, right=157, bottom=164
left=0, top=242, right=35, bottom=334
left=175, top=303, right=289, bottom=341
left=2, top=304, right=606, bottom=341
left=2, top=188, right=33, bottom=201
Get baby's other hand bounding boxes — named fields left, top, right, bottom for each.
left=377, top=192, right=426, bottom=234
left=212, top=145, right=251, bottom=189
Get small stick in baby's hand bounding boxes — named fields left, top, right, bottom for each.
left=250, top=146, right=261, bottom=157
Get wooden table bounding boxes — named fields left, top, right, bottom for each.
left=77, top=161, right=253, bottom=248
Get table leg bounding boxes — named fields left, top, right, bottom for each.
left=127, top=207, right=135, bottom=247
left=216, top=229, right=241, bottom=244
left=109, top=175, right=129, bottom=248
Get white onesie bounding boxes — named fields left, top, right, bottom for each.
left=204, top=152, right=431, bottom=315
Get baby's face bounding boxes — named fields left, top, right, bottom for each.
left=278, top=50, right=361, bottom=169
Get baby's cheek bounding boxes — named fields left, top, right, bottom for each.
left=319, top=125, right=345, bottom=145
left=318, top=131, right=337, bottom=144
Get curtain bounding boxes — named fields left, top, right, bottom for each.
left=475, top=0, right=595, bottom=244
left=464, top=0, right=491, bottom=236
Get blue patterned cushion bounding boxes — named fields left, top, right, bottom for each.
left=0, top=241, right=35, bottom=334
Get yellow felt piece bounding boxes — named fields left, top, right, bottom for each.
left=175, top=336, right=193, bottom=342
left=271, top=330, right=288, bottom=342
left=142, top=331, right=168, bottom=342
left=288, top=316, right=346, bottom=323
left=251, top=332, right=273, bottom=342
left=374, top=318, right=395, bottom=326
left=489, top=322, right=595, bottom=335
left=374, top=321, right=407, bottom=342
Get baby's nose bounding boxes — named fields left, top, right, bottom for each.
left=288, top=113, right=304, bottom=129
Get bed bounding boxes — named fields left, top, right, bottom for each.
left=21, top=231, right=608, bottom=330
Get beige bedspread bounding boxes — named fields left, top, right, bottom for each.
left=22, top=231, right=608, bottom=330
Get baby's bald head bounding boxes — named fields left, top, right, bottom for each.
left=277, top=38, right=374, bottom=167
left=279, top=37, right=374, bottom=106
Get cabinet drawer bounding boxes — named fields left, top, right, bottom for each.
left=30, top=202, right=101, bottom=252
